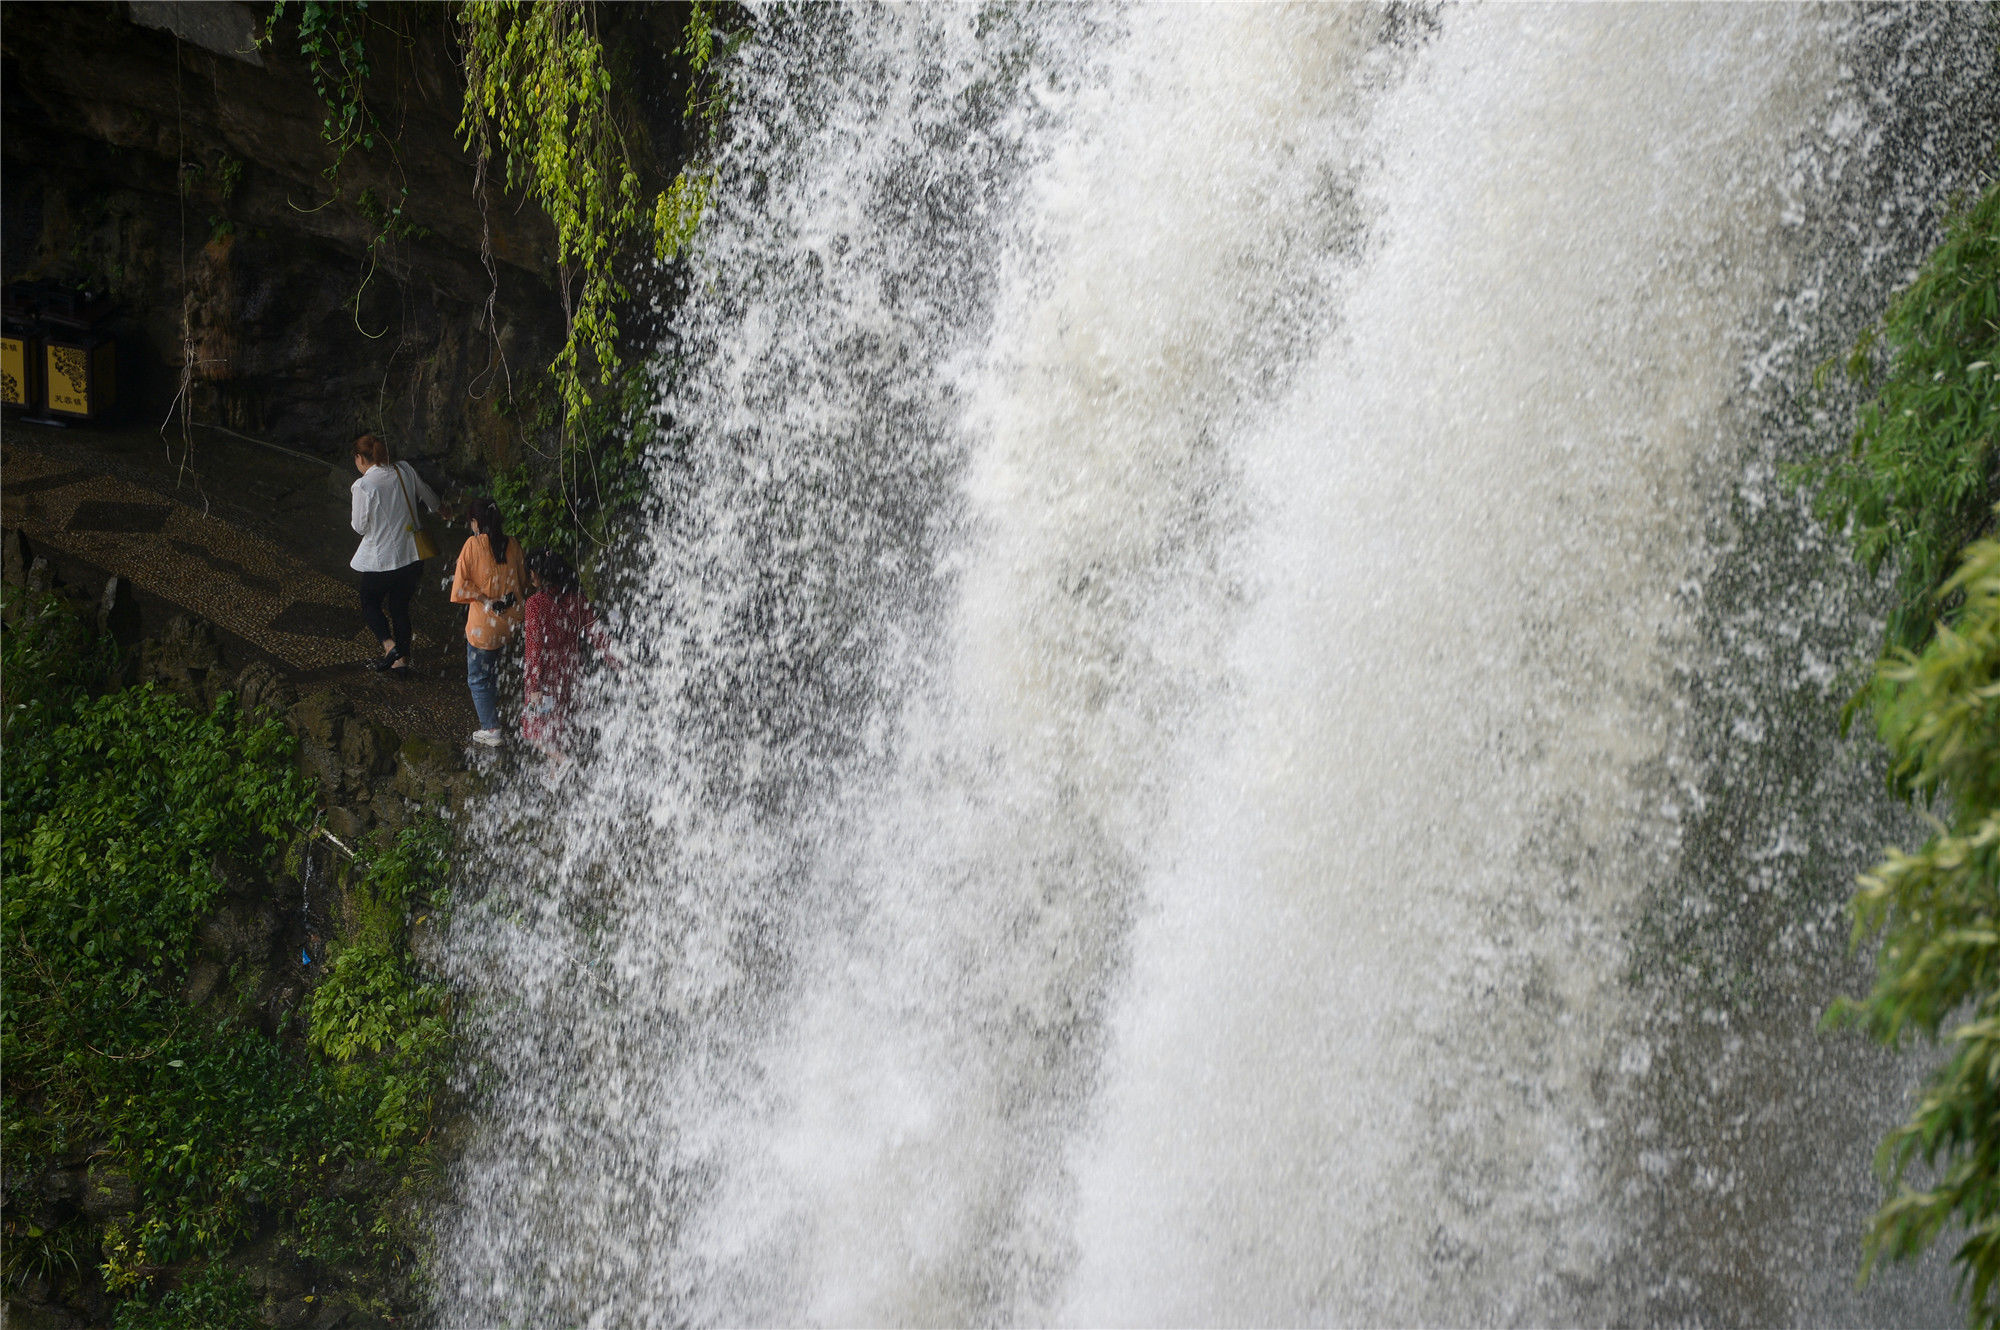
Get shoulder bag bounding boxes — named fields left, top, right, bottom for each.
left=392, top=462, right=440, bottom=561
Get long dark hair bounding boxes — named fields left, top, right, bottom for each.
left=467, top=496, right=509, bottom=563
left=353, top=433, right=392, bottom=467
left=527, top=548, right=579, bottom=596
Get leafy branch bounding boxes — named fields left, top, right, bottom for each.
left=458, top=0, right=736, bottom=438
left=267, top=1, right=378, bottom=180
left=1799, top=180, right=2000, bottom=664
left=1806, top=171, right=2000, bottom=1327
left=1830, top=531, right=2000, bottom=1324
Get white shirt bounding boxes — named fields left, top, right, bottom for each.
left=349, top=461, right=441, bottom=572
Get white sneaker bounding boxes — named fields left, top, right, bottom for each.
left=471, top=729, right=504, bottom=747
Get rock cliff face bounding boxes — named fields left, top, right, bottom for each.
left=2, top=1, right=692, bottom=479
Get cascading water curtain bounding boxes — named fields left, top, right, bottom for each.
left=438, top=6, right=2000, bottom=1326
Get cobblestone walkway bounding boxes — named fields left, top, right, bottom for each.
left=2, top=442, right=438, bottom=669
left=3, top=428, right=479, bottom=744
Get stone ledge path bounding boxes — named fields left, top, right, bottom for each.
left=3, top=424, right=480, bottom=746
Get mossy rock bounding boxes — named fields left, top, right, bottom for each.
left=80, top=1166, right=135, bottom=1219
left=1, top=1300, right=90, bottom=1329
left=231, top=659, right=296, bottom=719
left=325, top=804, right=369, bottom=842
left=339, top=717, right=400, bottom=777
left=224, top=1237, right=312, bottom=1299
left=139, top=614, right=225, bottom=706
left=337, top=881, right=403, bottom=952
left=197, top=901, right=278, bottom=967
left=391, top=730, right=466, bottom=805
left=285, top=689, right=351, bottom=750
left=182, top=958, right=225, bottom=1007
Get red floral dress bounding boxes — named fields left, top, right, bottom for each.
left=521, top=588, right=607, bottom=750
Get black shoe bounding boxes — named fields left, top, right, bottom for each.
left=366, top=652, right=398, bottom=672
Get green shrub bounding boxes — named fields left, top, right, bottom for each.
left=1, top=679, right=325, bottom=1291
left=359, top=815, right=452, bottom=914
left=1806, top=171, right=2000, bottom=1326
left=5, top=686, right=306, bottom=984
left=1834, top=532, right=2000, bottom=1318
left=110, top=1263, right=261, bottom=1330
left=1, top=588, right=111, bottom=730
left=487, top=356, right=659, bottom=571
left=1, top=618, right=455, bottom=1319
left=1801, top=180, right=2000, bottom=662
left=2, top=1212, right=89, bottom=1297
left=307, top=937, right=449, bottom=1164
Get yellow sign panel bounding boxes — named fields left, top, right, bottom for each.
left=45, top=342, right=112, bottom=418
left=46, top=342, right=91, bottom=415
left=1, top=336, right=25, bottom=407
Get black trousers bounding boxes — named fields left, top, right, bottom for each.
left=358, top=559, right=423, bottom=660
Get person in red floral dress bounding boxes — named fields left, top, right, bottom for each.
left=521, top=549, right=615, bottom=760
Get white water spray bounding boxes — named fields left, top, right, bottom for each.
left=439, top=6, right=1998, bottom=1325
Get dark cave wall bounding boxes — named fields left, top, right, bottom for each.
left=0, top=1, right=611, bottom=479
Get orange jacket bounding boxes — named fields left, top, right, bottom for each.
left=450, top=533, right=526, bottom=649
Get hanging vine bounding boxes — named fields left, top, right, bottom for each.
left=267, top=0, right=379, bottom=180
left=655, top=0, right=732, bottom=261
left=457, top=0, right=735, bottom=438
left=264, top=0, right=741, bottom=546
left=264, top=0, right=429, bottom=346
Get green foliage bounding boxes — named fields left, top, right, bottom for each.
left=360, top=814, right=452, bottom=913
left=356, top=185, right=430, bottom=245
left=680, top=0, right=729, bottom=117
left=93, top=1029, right=336, bottom=1285
left=3, top=685, right=307, bottom=1003
left=1, top=588, right=111, bottom=728
left=1871, top=535, right=2000, bottom=817
left=488, top=357, right=658, bottom=559
left=267, top=1, right=378, bottom=178
left=269, top=0, right=738, bottom=542
left=308, top=818, right=452, bottom=1162
left=458, top=0, right=645, bottom=431
left=656, top=0, right=734, bottom=261
left=0, top=617, right=454, bottom=1320
left=266, top=1, right=429, bottom=337
left=458, top=0, right=736, bottom=433
left=308, top=939, right=446, bottom=1131
left=1799, top=179, right=2000, bottom=662
left=654, top=164, right=716, bottom=263
left=351, top=184, right=434, bottom=332
left=1811, top=170, right=2000, bottom=1326
left=307, top=943, right=448, bottom=1153
left=176, top=154, right=241, bottom=204
left=1, top=676, right=321, bottom=1289
left=180, top=153, right=244, bottom=222
left=112, top=1263, right=261, bottom=1330
left=3, top=1213, right=88, bottom=1296
left=264, top=0, right=739, bottom=439
left=1832, top=532, right=2000, bottom=1320
left=490, top=456, right=575, bottom=558
left=212, top=154, right=244, bottom=203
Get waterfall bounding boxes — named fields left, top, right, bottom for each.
left=437, top=5, right=2000, bottom=1325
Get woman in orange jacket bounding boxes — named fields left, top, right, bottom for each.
left=451, top=496, right=526, bottom=746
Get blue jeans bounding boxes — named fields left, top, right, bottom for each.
left=466, top=642, right=503, bottom=731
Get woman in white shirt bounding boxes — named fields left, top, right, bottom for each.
left=350, top=433, right=442, bottom=676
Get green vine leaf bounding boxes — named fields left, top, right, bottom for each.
left=458, top=0, right=735, bottom=436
